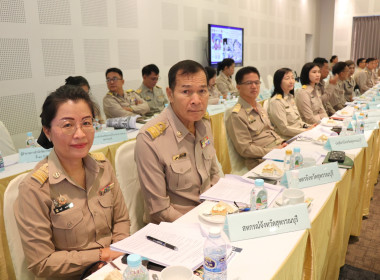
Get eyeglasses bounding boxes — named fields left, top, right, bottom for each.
left=106, top=77, right=122, bottom=83
left=239, top=80, right=261, bottom=86
left=57, top=117, right=95, bottom=135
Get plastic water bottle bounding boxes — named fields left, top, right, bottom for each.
left=0, top=151, right=4, bottom=172
left=250, top=184, right=256, bottom=211
left=255, top=179, right=267, bottom=210
left=283, top=149, right=292, bottom=171
left=226, top=92, right=231, bottom=100
left=354, top=89, right=360, bottom=97
left=123, top=254, right=149, bottom=280
left=204, top=227, right=227, bottom=280
left=26, top=132, right=36, bottom=148
left=218, top=96, right=224, bottom=104
left=356, top=115, right=365, bottom=134
left=290, top=147, right=303, bottom=170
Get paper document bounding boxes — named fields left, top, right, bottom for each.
left=111, top=223, right=204, bottom=270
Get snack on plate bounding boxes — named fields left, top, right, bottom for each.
left=317, top=134, right=328, bottom=142
left=211, top=201, right=235, bottom=216
left=262, top=163, right=282, bottom=176
left=105, top=269, right=122, bottom=280
left=326, top=119, right=335, bottom=124
left=340, top=110, right=348, bottom=115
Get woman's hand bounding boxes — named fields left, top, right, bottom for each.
left=100, top=247, right=124, bottom=262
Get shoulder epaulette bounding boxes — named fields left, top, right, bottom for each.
left=232, top=103, right=241, bottom=113
left=146, top=122, right=167, bottom=140
left=135, top=88, right=142, bottom=94
left=203, top=112, right=210, bottom=120
left=106, top=92, right=114, bottom=96
left=302, top=85, right=307, bottom=89
left=31, top=163, right=49, bottom=185
left=126, top=89, right=134, bottom=93
left=275, top=94, right=283, bottom=100
left=89, top=152, right=106, bottom=162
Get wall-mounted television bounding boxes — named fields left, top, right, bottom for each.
left=208, top=24, right=244, bottom=67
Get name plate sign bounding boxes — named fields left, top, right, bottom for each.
left=367, top=111, right=380, bottom=118
left=223, top=204, right=310, bottom=242
left=207, top=104, right=225, bottom=116
left=224, top=99, right=238, bottom=108
left=93, top=129, right=128, bottom=145
left=367, top=102, right=380, bottom=109
left=280, top=162, right=341, bottom=188
left=19, top=147, right=51, bottom=163
left=324, top=134, right=367, bottom=151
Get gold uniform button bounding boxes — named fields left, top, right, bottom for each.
left=67, top=222, right=72, bottom=227
left=176, top=131, right=182, bottom=138
left=53, top=172, right=60, bottom=179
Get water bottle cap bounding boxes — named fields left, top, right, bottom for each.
left=358, top=115, right=364, bottom=119
left=209, top=226, right=221, bottom=237
left=27, top=132, right=33, bottom=137
left=127, top=254, right=142, bottom=267
left=255, top=179, right=264, bottom=187
left=293, top=147, right=300, bottom=153
left=219, top=96, right=223, bottom=99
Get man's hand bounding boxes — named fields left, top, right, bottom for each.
left=122, top=106, right=133, bottom=112
left=275, top=142, right=288, bottom=149
left=329, top=74, right=339, bottom=85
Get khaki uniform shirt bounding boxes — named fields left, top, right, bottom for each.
left=208, top=84, right=222, bottom=105
left=316, top=80, right=336, bottom=116
left=135, top=106, right=220, bottom=224
left=14, top=150, right=130, bottom=279
left=216, top=72, right=238, bottom=96
left=103, top=90, right=150, bottom=119
left=355, top=68, right=376, bottom=93
left=328, top=80, right=346, bottom=111
left=226, top=97, right=283, bottom=170
left=343, top=76, right=356, bottom=102
left=267, top=93, right=307, bottom=140
left=295, top=85, right=328, bottom=125
left=136, top=83, right=168, bottom=113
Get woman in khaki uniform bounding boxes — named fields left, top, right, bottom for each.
left=215, top=58, right=238, bottom=96
left=14, top=85, right=130, bottom=279
left=295, top=62, right=328, bottom=125
left=268, top=68, right=311, bottom=140
left=205, top=66, right=223, bottom=104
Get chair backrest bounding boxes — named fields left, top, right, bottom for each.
left=263, top=99, right=269, bottom=112
left=114, top=140, right=146, bottom=234
left=267, top=74, right=274, bottom=90
left=0, top=120, right=17, bottom=156
left=224, top=108, right=249, bottom=175
left=4, top=173, right=35, bottom=280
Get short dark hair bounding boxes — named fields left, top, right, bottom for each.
left=332, top=62, right=348, bottom=75
left=366, top=57, right=376, bottom=63
left=216, top=58, right=235, bottom=75
left=330, top=55, right=338, bottom=63
left=105, top=67, right=123, bottom=78
left=345, top=60, right=355, bottom=67
left=313, top=57, right=328, bottom=69
left=37, top=85, right=95, bottom=149
left=300, top=62, right=319, bottom=85
left=142, top=64, right=159, bottom=76
left=205, top=66, right=216, bottom=82
left=235, top=66, right=260, bottom=85
left=272, top=68, right=294, bottom=97
left=357, top=58, right=365, bottom=66
left=65, top=76, right=90, bottom=89
left=168, top=60, right=207, bottom=91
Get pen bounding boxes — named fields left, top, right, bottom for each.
left=146, top=236, right=178, bottom=251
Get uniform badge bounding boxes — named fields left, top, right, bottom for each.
left=248, top=115, right=256, bottom=124
left=200, top=136, right=211, bottom=148
left=172, top=153, right=186, bottom=161
left=99, top=183, right=114, bottom=196
left=53, top=194, right=73, bottom=214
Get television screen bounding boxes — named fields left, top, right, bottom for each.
left=208, top=24, right=244, bottom=67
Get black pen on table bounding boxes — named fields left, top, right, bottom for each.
left=146, top=235, right=178, bottom=251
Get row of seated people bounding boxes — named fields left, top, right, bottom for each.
left=12, top=57, right=376, bottom=279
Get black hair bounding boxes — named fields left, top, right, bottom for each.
left=235, top=66, right=260, bottom=85
left=300, top=62, right=319, bottom=85
left=65, top=76, right=90, bottom=89
left=142, top=64, right=159, bottom=76
left=332, top=61, right=348, bottom=75
left=345, top=60, right=355, bottom=67
left=330, top=55, right=338, bottom=63
left=105, top=67, right=123, bottom=78
left=205, top=66, right=216, bottom=82
left=37, top=85, right=95, bottom=149
left=313, top=57, right=328, bottom=69
left=271, top=68, right=294, bottom=98
left=357, top=58, right=365, bottom=66
left=168, top=60, right=207, bottom=91
left=366, top=57, right=376, bottom=63
left=216, top=58, right=235, bottom=75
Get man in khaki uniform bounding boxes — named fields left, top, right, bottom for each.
left=135, top=60, right=220, bottom=224
left=14, top=150, right=130, bottom=279
left=103, top=67, right=150, bottom=119
left=136, top=64, right=168, bottom=114
left=344, top=60, right=356, bottom=102
left=226, top=66, right=286, bottom=170
left=313, top=57, right=338, bottom=116
left=328, top=62, right=349, bottom=111
left=355, top=58, right=377, bottom=93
